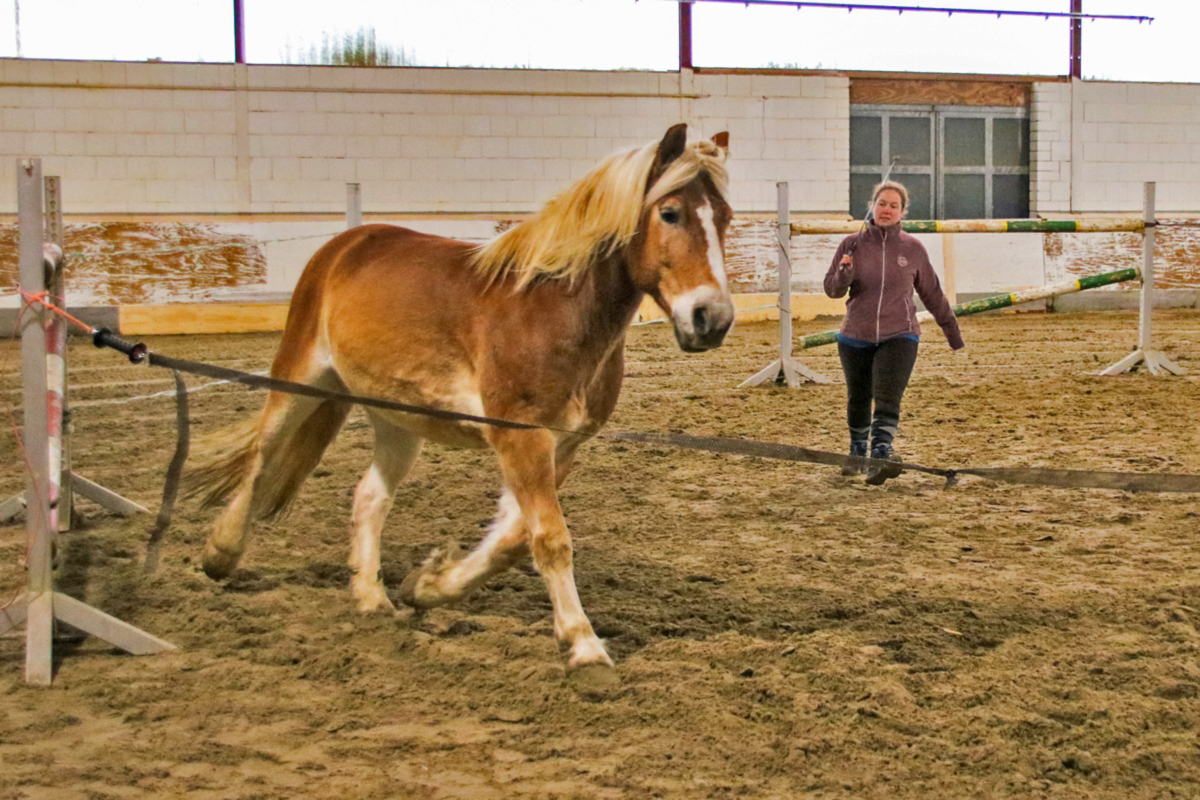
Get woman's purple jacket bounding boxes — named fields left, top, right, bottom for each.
left=823, top=223, right=965, bottom=350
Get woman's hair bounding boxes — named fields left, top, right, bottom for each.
left=870, top=180, right=909, bottom=212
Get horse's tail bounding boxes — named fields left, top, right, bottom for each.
left=188, top=233, right=357, bottom=519
left=185, top=414, right=263, bottom=510
left=186, top=397, right=351, bottom=521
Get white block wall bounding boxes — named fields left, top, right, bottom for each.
left=1033, top=79, right=1200, bottom=213
left=6, top=58, right=1200, bottom=219
left=1030, top=81, right=1072, bottom=214
left=0, top=59, right=848, bottom=215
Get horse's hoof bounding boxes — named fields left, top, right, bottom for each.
left=354, top=591, right=397, bottom=615
left=398, top=541, right=462, bottom=609
left=398, top=566, right=444, bottom=609
left=567, top=662, right=622, bottom=701
left=201, top=544, right=241, bottom=580
left=352, top=594, right=396, bottom=614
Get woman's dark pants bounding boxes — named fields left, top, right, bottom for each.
left=837, top=338, right=919, bottom=450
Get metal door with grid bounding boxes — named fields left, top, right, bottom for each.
left=850, top=104, right=1029, bottom=220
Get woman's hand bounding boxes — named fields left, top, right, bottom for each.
left=839, top=254, right=853, bottom=271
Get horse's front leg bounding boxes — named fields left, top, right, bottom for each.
left=401, top=428, right=609, bottom=669
left=492, top=428, right=611, bottom=670
left=398, top=442, right=581, bottom=613
left=399, top=487, right=529, bottom=608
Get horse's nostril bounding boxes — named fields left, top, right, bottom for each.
left=693, top=305, right=710, bottom=334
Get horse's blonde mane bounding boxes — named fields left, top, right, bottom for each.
left=470, top=137, right=729, bottom=288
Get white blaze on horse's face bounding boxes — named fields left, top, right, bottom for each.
left=645, top=190, right=735, bottom=353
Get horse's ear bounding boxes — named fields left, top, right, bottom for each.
left=711, top=131, right=730, bottom=151
left=658, top=123, right=689, bottom=163
left=648, top=124, right=689, bottom=188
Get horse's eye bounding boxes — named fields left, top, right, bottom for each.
left=660, top=207, right=681, bottom=225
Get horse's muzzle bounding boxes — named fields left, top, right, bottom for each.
left=671, top=289, right=734, bottom=352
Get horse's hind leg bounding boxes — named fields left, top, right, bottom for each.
left=349, top=413, right=423, bottom=613
left=203, top=383, right=350, bottom=578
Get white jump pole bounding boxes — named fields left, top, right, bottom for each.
left=1101, top=182, right=1185, bottom=376
left=0, top=176, right=62, bottom=527
left=739, top=182, right=831, bottom=387
left=44, top=175, right=70, bottom=532
left=46, top=177, right=147, bottom=524
left=0, top=158, right=175, bottom=686
left=346, top=182, right=362, bottom=229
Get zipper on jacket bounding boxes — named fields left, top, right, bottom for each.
left=875, top=227, right=887, bottom=342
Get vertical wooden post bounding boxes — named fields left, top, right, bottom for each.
left=1137, top=181, right=1155, bottom=351
left=1101, top=182, right=1184, bottom=376
left=739, top=182, right=831, bottom=387
left=940, top=231, right=958, bottom=305
left=18, top=159, right=53, bottom=685
left=777, top=182, right=793, bottom=367
left=0, top=161, right=177, bottom=684
left=346, top=183, right=362, bottom=229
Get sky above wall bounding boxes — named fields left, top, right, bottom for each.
left=0, top=0, right=1192, bottom=82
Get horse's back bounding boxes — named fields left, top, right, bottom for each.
left=279, top=224, right=479, bottom=362
left=319, top=224, right=485, bottom=347
left=273, top=224, right=498, bottom=443
left=296, top=224, right=476, bottom=303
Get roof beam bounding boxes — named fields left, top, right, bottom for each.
left=681, top=0, right=1152, bottom=24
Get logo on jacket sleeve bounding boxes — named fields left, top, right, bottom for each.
left=897, top=256, right=909, bottom=267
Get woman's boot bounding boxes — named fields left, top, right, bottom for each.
left=865, top=441, right=902, bottom=485
left=841, top=439, right=869, bottom=476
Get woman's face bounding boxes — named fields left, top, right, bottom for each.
left=872, top=189, right=905, bottom=227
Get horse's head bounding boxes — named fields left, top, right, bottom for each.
left=630, top=124, right=734, bottom=353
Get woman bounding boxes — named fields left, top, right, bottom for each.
left=824, top=181, right=964, bottom=485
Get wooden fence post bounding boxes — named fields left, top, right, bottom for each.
left=1101, top=182, right=1185, bottom=376
left=739, top=182, right=832, bottom=387
left=0, top=159, right=176, bottom=685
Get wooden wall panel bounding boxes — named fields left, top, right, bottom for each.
left=850, top=79, right=1031, bottom=107
left=119, top=303, right=290, bottom=335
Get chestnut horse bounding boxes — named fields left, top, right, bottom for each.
left=190, top=124, right=733, bottom=672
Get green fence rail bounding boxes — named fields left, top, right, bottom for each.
left=790, top=219, right=1146, bottom=236
left=798, top=267, right=1142, bottom=350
